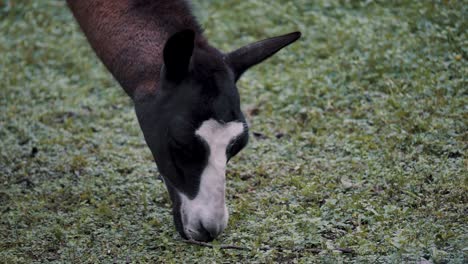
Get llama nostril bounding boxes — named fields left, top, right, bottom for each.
left=183, top=221, right=226, bottom=242
left=184, top=225, right=215, bottom=242
left=197, top=223, right=215, bottom=242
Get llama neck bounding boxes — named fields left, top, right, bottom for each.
left=67, top=0, right=205, bottom=99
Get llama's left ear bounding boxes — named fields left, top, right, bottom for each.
left=163, top=29, right=195, bottom=81
left=226, top=31, right=301, bottom=81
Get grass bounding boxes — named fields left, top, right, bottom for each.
left=0, top=0, right=466, bottom=263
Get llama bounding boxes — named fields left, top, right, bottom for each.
left=67, top=0, right=300, bottom=241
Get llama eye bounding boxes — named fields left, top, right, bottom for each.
left=169, top=139, right=193, bottom=162
left=170, top=136, right=208, bottom=165
left=226, top=132, right=248, bottom=160
left=170, top=136, right=186, bottom=149
left=169, top=137, right=196, bottom=159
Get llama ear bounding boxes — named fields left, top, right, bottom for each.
left=163, top=29, right=195, bottom=81
left=226, top=32, right=301, bottom=81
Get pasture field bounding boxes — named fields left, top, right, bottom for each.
left=0, top=0, right=466, bottom=263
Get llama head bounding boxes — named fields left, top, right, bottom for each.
left=135, top=29, right=300, bottom=241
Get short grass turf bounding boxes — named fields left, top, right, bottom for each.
left=1, top=0, right=467, bottom=263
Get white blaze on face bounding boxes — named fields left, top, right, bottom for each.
left=180, top=119, right=244, bottom=240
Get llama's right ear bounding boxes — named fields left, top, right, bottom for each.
left=227, top=32, right=301, bottom=81
left=163, top=29, right=195, bottom=81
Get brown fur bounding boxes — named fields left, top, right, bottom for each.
left=66, top=0, right=205, bottom=99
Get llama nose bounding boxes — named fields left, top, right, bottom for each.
left=197, top=226, right=215, bottom=242
left=186, top=223, right=224, bottom=242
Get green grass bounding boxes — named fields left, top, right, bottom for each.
left=1, top=0, right=466, bottom=263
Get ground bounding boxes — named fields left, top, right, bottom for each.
left=0, top=0, right=466, bottom=263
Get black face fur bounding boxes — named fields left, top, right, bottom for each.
left=134, top=29, right=300, bottom=240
